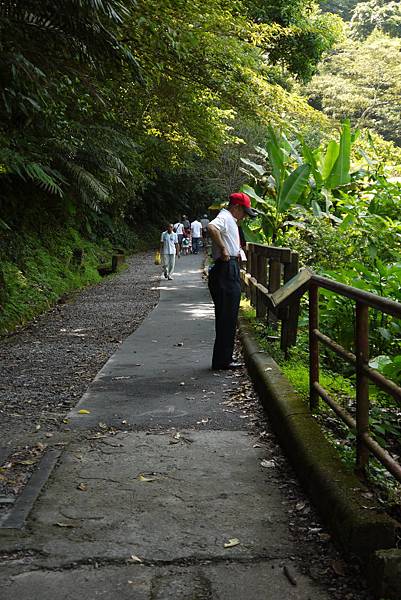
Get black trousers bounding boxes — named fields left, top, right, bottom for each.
left=208, top=259, right=241, bottom=368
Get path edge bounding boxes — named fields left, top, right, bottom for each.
left=238, top=314, right=401, bottom=599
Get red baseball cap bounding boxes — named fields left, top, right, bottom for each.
left=228, top=192, right=258, bottom=217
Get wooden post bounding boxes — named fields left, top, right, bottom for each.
left=256, top=254, right=267, bottom=319
left=267, top=259, right=281, bottom=327
left=249, top=246, right=257, bottom=308
left=281, top=252, right=300, bottom=351
left=111, top=254, right=125, bottom=272
left=355, top=302, right=370, bottom=476
left=309, top=283, right=319, bottom=411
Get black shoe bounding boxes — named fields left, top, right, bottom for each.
left=212, top=361, right=244, bottom=371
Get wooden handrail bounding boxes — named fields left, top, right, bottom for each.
left=243, top=244, right=401, bottom=483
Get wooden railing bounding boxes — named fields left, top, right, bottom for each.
left=241, top=243, right=401, bottom=483
left=241, top=243, right=301, bottom=352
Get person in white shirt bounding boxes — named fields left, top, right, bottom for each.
left=190, top=218, right=202, bottom=254
left=174, top=220, right=184, bottom=251
left=160, top=223, right=179, bottom=280
left=207, top=192, right=257, bottom=370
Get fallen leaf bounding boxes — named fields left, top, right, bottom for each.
left=78, top=409, right=91, bottom=415
left=129, top=555, right=143, bottom=563
left=260, top=459, right=276, bottom=468
left=295, top=501, right=306, bottom=511
left=77, top=483, right=88, bottom=491
left=331, top=559, right=346, bottom=577
left=137, top=474, right=156, bottom=483
left=16, top=460, right=36, bottom=466
left=283, top=565, right=297, bottom=586
left=224, top=538, right=240, bottom=548
left=169, top=432, right=181, bottom=444
left=55, top=522, right=76, bottom=528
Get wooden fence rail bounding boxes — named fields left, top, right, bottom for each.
left=241, top=243, right=401, bottom=483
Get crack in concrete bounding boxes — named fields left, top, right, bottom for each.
left=5, top=552, right=297, bottom=573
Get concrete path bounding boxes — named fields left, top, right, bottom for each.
left=0, top=255, right=332, bottom=599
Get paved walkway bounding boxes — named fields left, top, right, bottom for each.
left=0, top=255, right=334, bottom=599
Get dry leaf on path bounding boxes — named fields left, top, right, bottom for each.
left=283, top=565, right=297, bottom=586
left=224, top=538, right=240, bottom=548
left=55, top=522, right=77, bottom=528
left=260, top=459, right=276, bottom=468
left=77, top=483, right=88, bottom=491
left=137, top=474, right=157, bottom=483
left=78, top=409, right=91, bottom=415
left=129, top=555, right=143, bottom=563
left=331, top=559, right=346, bottom=577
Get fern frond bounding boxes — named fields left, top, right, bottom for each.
left=62, top=160, right=109, bottom=209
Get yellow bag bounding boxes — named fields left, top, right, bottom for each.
left=154, top=250, right=161, bottom=265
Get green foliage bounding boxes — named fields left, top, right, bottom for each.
left=319, top=0, right=359, bottom=19
left=0, top=229, right=106, bottom=334
left=306, top=32, right=401, bottom=145
left=239, top=121, right=358, bottom=242
left=0, top=0, right=340, bottom=217
left=350, top=0, right=401, bottom=40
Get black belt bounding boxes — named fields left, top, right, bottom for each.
left=215, top=256, right=238, bottom=262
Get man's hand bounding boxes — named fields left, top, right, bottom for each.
left=208, top=223, right=229, bottom=261
left=221, top=246, right=230, bottom=261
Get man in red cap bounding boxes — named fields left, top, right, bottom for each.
left=207, top=192, right=257, bottom=370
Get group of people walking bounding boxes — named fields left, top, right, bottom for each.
left=159, top=214, right=210, bottom=280
left=159, top=191, right=258, bottom=371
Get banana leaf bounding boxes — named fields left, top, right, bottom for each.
left=326, top=120, right=351, bottom=189
left=241, top=220, right=264, bottom=243
left=278, top=164, right=311, bottom=212
left=240, top=158, right=266, bottom=177
left=322, top=140, right=339, bottom=182
left=266, top=126, right=284, bottom=192
left=240, top=184, right=269, bottom=206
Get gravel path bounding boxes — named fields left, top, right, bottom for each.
left=0, top=252, right=160, bottom=448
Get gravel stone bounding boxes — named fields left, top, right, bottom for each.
left=0, top=252, right=160, bottom=448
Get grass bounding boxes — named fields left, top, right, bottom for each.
left=0, top=228, right=113, bottom=335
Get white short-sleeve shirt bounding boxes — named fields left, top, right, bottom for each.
left=161, top=231, right=178, bottom=254
left=191, top=220, right=202, bottom=238
left=174, top=222, right=184, bottom=235
left=209, top=208, right=240, bottom=260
